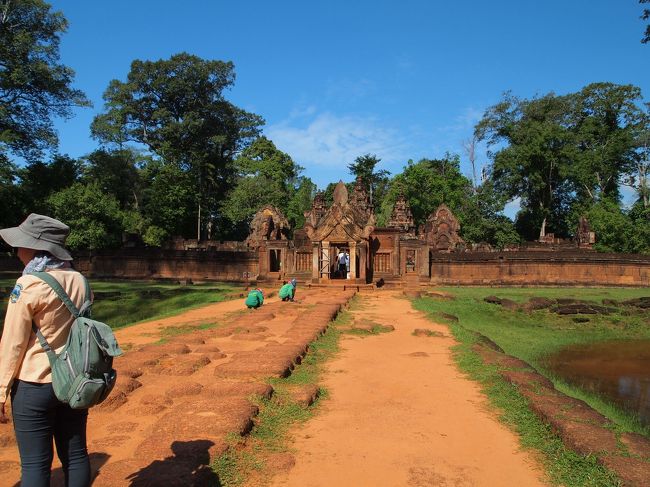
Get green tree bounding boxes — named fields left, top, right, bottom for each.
left=459, top=179, right=520, bottom=248
left=569, top=83, right=643, bottom=205
left=82, top=148, right=143, bottom=209
left=475, top=92, right=576, bottom=240
left=347, top=153, right=390, bottom=208
left=585, top=199, right=650, bottom=254
left=379, top=155, right=472, bottom=228
left=0, top=0, right=90, bottom=161
left=91, top=52, right=263, bottom=239
left=0, top=154, right=22, bottom=228
left=17, top=154, right=80, bottom=213
left=139, top=160, right=195, bottom=245
left=286, top=176, right=316, bottom=229
left=48, top=182, right=123, bottom=250
left=221, top=137, right=305, bottom=234
left=632, top=104, right=650, bottom=209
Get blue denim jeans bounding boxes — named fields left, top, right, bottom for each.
left=11, top=380, right=90, bottom=487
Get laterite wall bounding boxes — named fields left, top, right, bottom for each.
left=429, top=252, right=650, bottom=286
left=73, top=249, right=259, bottom=282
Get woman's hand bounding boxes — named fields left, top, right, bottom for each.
left=0, top=402, right=7, bottom=423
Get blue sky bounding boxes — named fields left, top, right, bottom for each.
left=50, top=0, right=649, bottom=209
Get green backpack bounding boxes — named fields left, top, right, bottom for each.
left=31, top=272, right=123, bottom=409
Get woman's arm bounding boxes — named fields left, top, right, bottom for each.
left=0, top=278, right=38, bottom=405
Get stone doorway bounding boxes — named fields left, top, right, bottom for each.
left=332, top=243, right=350, bottom=279
left=269, top=249, right=281, bottom=272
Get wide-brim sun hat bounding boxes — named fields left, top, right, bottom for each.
left=0, top=213, right=73, bottom=261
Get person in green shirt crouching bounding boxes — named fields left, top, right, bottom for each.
left=279, top=278, right=297, bottom=302
left=245, top=288, right=264, bottom=309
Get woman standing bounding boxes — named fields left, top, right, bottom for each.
left=0, top=214, right=91, bottom=487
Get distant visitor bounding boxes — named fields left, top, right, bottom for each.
left=245, top=288, right=264, bottom=309
left=279, top=279, right=297, bottom=302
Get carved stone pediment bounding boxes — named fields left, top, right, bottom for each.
left=350, top=176, right=372, bottom=219
left=245, top=205, right=290, bottom=248
left=305, top=181, right=375, bottom=243
left=420, top=204, right=463, bottom=252
left=388, top=193, right=416, bottom=236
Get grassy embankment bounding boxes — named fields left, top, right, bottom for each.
left=0, top=278, right=242, bottom=330
left=212, top=299, right=377, bottom=486
left=414, top=287, right=650, bottom=487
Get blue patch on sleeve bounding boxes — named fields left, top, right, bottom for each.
left=9, top=284, right=22, bottom=303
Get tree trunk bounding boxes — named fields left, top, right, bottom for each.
left=539, top=217, right=547, bottom=240
left=197, top=202, right=201, bottom=241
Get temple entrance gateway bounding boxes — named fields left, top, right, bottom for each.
left=303, top=180, right=375, bottom=283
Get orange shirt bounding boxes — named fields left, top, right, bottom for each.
left=0, top=269, right=88, bottom=403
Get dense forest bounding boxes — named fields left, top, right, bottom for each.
left=1, top=1, right=649, bottom=253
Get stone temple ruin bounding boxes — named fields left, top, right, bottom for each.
left=239, top=181, right=644, bottom=287
left=15, top=180, right=645, bottom=287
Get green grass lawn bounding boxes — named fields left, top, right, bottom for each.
left=0, top=278, right=244, bottom=330
left=414, top=286, right=650, bottom=436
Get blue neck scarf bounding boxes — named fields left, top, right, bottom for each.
left=23, top=254, right=68, bottom=275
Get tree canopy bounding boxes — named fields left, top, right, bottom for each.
left=221, top=136, right=314, bottom=238
left=379, top=155, right=471, bottom=227
left=347, top=153, right=390, bottom=208
left=91, top=52, right=264, bottom=239
left=475, top=83, right=646, bottom=242
left=0, top=0, right=89, bottom=161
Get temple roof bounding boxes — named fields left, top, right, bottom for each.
left=304, top=181, right=375, bottom=242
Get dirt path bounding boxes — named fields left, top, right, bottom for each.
left=269, top=292, right=546, bottom=487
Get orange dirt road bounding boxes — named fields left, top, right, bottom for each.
left=269, top=292, right=547, bottom=487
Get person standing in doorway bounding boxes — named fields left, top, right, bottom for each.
left=345, top=250, right=350, bottom=279
left=337, top=249, right=347, bottom=279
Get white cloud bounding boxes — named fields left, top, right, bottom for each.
left=266, top=112, right=410, bottom=187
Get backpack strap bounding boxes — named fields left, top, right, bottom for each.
left=29, top=271, right=93, bottom=360
left=31, top=271, right=92, bottom=318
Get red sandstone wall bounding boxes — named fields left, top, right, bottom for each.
left=429, top=252, right=650, bottom=286
left=2, top=249, right=649, bottom=286
left=74, top=249, right=259, bottom=282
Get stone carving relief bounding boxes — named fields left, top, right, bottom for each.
left=349, top=176, right=372, bottom=219
left=304, top=181, right=375, bottom=243
left=419, top=204, right=464, bottom=252
left=388, top=194, right=416, bottom=236
left=576, top=215, right=596, bottom=248
left=245, top=205, right=290, bottom=248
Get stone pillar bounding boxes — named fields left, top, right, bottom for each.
left=359, top=241, right=367, bottom=283
left=322, top=241, right=330, bottom=279
left=349, top=241, right=357, bottom=280
left=393, top=234, right=400, bottom=278
left=418, top=244, right=428, bottom=279
left=257, top=245, right=267, bottom=280
left=312, top=242, right=319, bottom=282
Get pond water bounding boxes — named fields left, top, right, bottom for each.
left=543, top=340, right=650, bottom=425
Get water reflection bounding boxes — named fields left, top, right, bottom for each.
left=543, top=340, right=650, bottom=425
